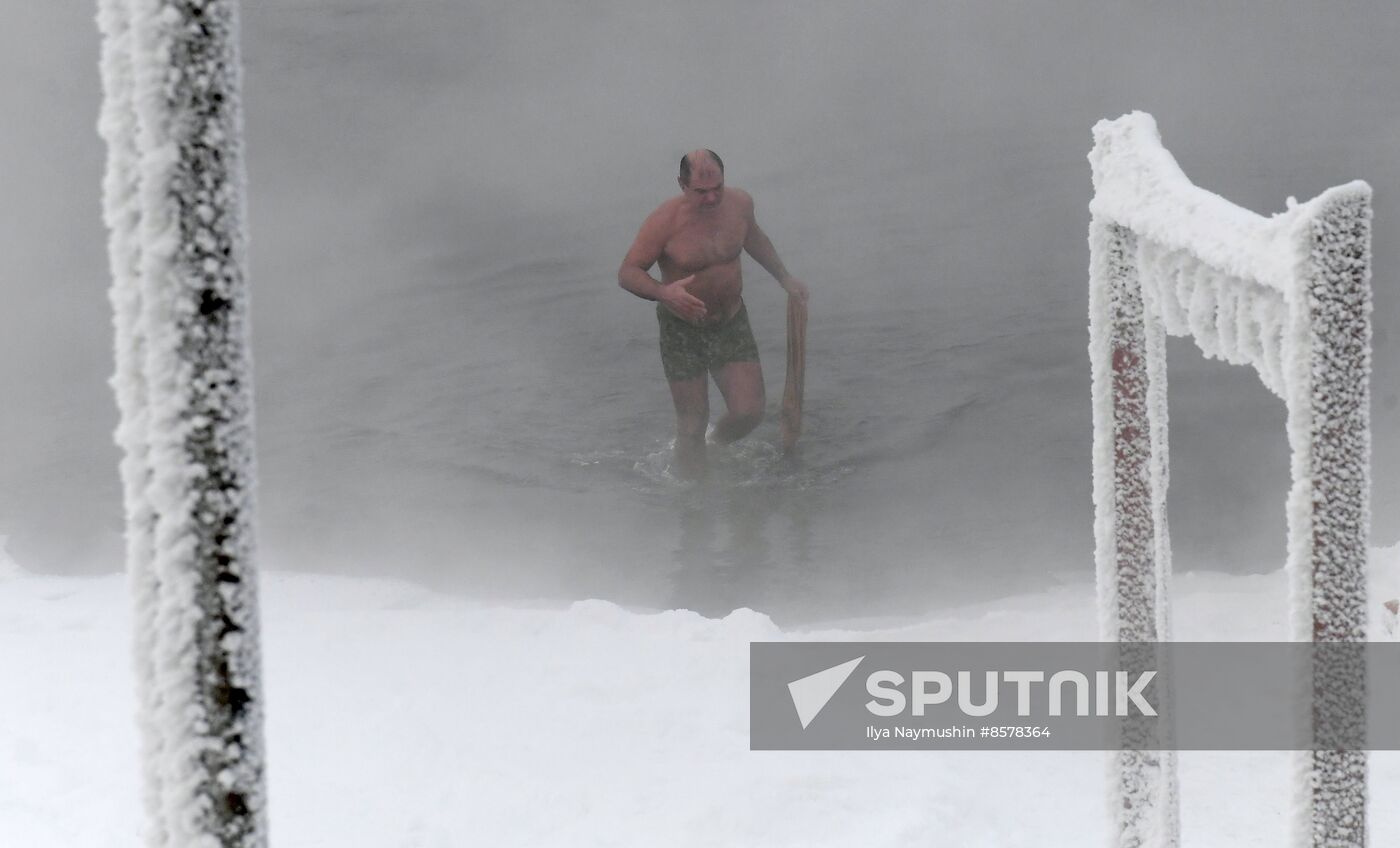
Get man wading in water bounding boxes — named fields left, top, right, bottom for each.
left=619, top=150, right=809, bottom=478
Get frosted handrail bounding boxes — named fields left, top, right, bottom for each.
left=1089, top=111, right=1367, bottom=294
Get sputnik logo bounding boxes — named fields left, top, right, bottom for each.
left=787, top=656, right=865, bottom=729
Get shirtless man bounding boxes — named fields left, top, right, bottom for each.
left=618, top=149, right=809, bottom=478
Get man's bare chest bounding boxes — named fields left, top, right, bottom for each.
left=664, top=215, right=746, bottom=271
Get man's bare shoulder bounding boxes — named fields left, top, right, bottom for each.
left=638, top=196, right=682, bottom=234
left=623, top=198, right=682, bottom=267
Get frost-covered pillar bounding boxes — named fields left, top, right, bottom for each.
left=1285, top=185, right=1371, bottom=848
left=1096, top=222, right=1166, bottom=643
left=1090, top=219, right=1178, bottom=848
left=97, top=0, right=167, bottom=843
left=100, top=0, right=268, bottom=844
left=1089, top=110, right=1371, bottom=848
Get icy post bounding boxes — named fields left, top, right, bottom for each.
left=98, top=0, right=267, bottom=845
left=98, top=0, right=167, bottom=842
left=1088, top=112, right=1372, bottom=848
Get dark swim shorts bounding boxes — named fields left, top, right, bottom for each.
left=656, top=301, right=761, bottom=382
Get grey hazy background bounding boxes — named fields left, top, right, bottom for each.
left=3, top=1, right=1397, bottom=625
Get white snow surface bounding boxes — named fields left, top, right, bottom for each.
left=2, top=546, right=1398, bottom=848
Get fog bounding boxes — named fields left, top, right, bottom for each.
left=3, top=1, right=1397, bottom=623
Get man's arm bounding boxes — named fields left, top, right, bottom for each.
left=618, top=206, right=707, bottom=321
left=743, top=197, right=809, bottom=302
left=618, top=208, right=669, bottom=301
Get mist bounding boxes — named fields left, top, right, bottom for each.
left=4, top=1, right=1397, bottom=623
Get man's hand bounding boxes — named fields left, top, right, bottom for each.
left=659, top=274, right=708, bottom=322
left=780, top=275, right=810, bottom=304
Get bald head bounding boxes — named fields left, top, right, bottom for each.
left=678, top=149, right=724, bottom=187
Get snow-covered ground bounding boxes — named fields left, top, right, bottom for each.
left=2, top=543, right=1398, bottom=847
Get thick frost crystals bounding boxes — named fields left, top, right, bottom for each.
left=1088, top=112, right=1372, bottom=848
left=98, top=0, right=267, bottom=845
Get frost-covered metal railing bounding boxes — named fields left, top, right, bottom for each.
left=1088, top=112, right=1372, bottom=848
left=98, top=0, right=267, bottom=845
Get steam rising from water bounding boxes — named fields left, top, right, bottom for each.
left=3, top=2, right=1397, bottom=623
